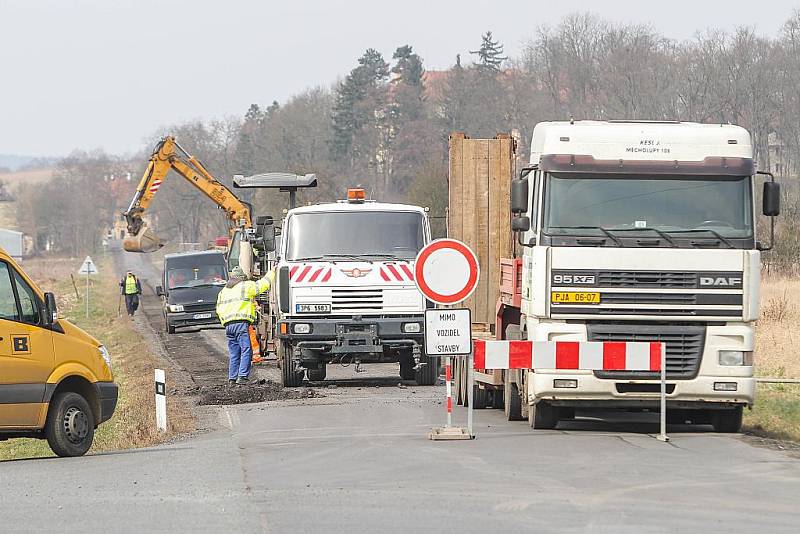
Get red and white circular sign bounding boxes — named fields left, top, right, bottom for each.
left=414, top=239, right=480, bottom=305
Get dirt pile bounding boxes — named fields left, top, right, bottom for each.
left=193, top=380, right=321, bottom=405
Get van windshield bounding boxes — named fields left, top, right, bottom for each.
left=285, top=211, right=425, bottom=261
left=166, top=255, right=227, bottom=290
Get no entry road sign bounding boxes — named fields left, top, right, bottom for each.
left=414, top=239, right=479, bottom=306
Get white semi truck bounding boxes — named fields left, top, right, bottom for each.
left=271, top=188, right=435, bottom=387
left=461, top=121, right=780, bottom=432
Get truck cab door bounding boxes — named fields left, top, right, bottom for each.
left=0, top=261, right=56, bottom=428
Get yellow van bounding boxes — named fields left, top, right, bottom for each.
left=0, top=247, right=117, bottom=457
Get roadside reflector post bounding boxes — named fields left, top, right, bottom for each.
left=657, top=344, right=669, bottom=442
left=155, top=368, right=167, bottom=432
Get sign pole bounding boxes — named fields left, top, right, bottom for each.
left=85, top=270, right=90, bottom=318
left=445, top=356, right=453, bottom=428
left=657, top=343, right=669, bottom=442
left=467, top=350, right=474, bottom=437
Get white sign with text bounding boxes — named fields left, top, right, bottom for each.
left=424, top=308, right=472, bottom=356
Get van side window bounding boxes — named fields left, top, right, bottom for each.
left=0, top=262, right=19, bottom=321
left=12, top=271, right=40, bottom=325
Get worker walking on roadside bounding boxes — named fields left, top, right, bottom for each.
left=216, top=266, right=275, bottom=385
left=119, top=271, right=142, bottom=317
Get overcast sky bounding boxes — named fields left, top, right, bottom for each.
left=1, top=0, right=797, bottom=157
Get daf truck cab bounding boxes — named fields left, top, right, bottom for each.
left=274, top=189, right=435, bottom=386
left=506, top=120, right=780, bottom=431
left=0, top=247, right=117, bottom=456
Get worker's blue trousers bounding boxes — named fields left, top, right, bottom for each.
left=225, top=321, right=253, bottom=380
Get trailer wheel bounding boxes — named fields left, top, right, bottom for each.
left=529, top=400, right=559, bottom=430
left=711, top=406, right=743, bottom=433
left=415, top=356, right=438, bottom=386
left=45, top=392, right=95, bottom=457
left=279, top=344, right=304, bottom=387
left=503, top=378, right=524, bottom=421
left=492, top=389, right=504, bottom=409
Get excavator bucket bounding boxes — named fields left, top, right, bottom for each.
left=122, top=223, right=165, bottom=253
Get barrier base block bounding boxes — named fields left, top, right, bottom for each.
left=428, top=426, right=473, bottom=440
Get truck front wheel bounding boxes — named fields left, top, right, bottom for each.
left=504, top=378, right=524, bottom=421
left=399, top=352, right=416, bottom=381
left=45, top=392, right=95, bottom=457
left=711, top=406, right=743, bottom=433
left=280, top=344, right=304, bottom=387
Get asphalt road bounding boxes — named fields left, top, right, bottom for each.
left=2, top=248, right=798, bottom=533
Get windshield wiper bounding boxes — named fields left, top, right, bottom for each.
left=605, top=227, right=677, bottom=247
left=664, top=229, right=735, bottom=249
left=292, top=255, right=327, bottom=261
left=548, top=226, right=624, bottom=247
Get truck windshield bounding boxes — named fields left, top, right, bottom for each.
left=166, top=255, right=227, bottom=290
left=286, top=211, right=425, bottom=261
left=543, top=173, right=753, bottom=244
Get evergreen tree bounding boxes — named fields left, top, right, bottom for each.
left=470, top=31, right=508, bottom=72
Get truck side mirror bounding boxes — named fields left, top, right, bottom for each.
left=511, top=178, right=529, bottom=214
left=155, top=285, right=164, bottom=297
left=763, top=181, right=780, bottom=217
left=511, top=216, right=530, bottom=232
left=44, top=292, right=57, bottom=325
left=262, top=225, right=276, bottom=253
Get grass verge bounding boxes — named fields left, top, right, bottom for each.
left=744, top=383, right=800, bottom=442
left=0, top=255, right=194, bottom=461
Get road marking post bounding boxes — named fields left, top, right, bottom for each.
left=77, top=256, right=98, bottom=318
left=657, top=344, right=669, bottom=442
left=155, top=368, right=167, bottom=432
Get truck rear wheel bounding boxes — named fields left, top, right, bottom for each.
left=415, top=356, right=438, bottom=386
left=504, top=379, right=524, bottom=421
left=711, top=406, right=743, bottom=433
left=280, top=344, right=304, bottom=387
left=472, top=385, right=488, bottom=409
left=45, top=392, right=95, bottom=457
left=399, top=352, right=416, bottom=381
left=307, top=365, right=327, bottom=382
left=529, top=400, right=559, bottom=430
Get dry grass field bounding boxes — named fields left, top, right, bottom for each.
left=745, top=275, right=800, bottom=441
left=0, top=255, right=194, bottom=461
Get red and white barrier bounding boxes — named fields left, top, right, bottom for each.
left=473, top=340, right=664, bottom=372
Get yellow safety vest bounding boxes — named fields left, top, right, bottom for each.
left=125, top=275, right=138, bottom=295
left=216, top=271, right=275, bottom=326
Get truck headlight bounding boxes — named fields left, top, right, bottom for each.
left=403, top=322, right=421, bottom=333
left=98, top=345, right=112, bottom=370
left=719, top=350, right=751, bottom=366
left=293, top=323, right=311, bottom=334
left=168, top=304, right=184, bottom=313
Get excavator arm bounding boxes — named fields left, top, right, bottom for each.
left=123, top=136, right=252, bottom=253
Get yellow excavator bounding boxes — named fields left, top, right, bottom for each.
left=123, top=135, right=257, bottom=271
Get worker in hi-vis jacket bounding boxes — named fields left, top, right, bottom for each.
left=119, top=271, right=142, bottom=317
left=216, top=266, right=275, bottom=385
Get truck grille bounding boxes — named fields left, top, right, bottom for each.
left=587, top=322, right=705, bottom=379
left=331, top=288, right=383, bottom=311
left=597, top=271, right=697, bottom=288
left=182, top=303, right=216, bottom=313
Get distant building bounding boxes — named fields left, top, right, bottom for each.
left=0, top=228, right=24, bottom=262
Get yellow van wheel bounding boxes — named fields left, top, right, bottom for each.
left=45, top=392, right=95, bottom=457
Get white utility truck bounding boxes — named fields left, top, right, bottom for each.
left=271, top=188, right=435, bottom=386
left=502, top=120, right=781, bottom=432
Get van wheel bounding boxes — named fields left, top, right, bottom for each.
left=280, top=344, right=304, bottom=387
left=165, top=317, right=176, bottom=334
left=46, top=392, right=95, bottom=457
left=529, top=400, right=559, bottom=430
left=711, top=406, right=743, bottom=433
